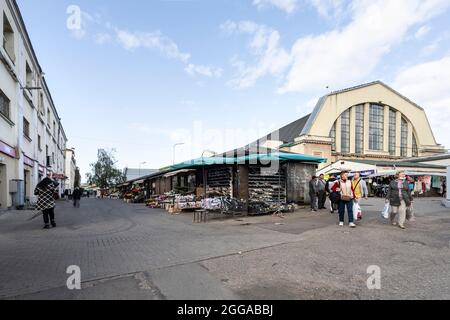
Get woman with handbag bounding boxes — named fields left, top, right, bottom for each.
left=386, top=171, right=413, bottom=229
left=333, top=171, right=356, bottom=228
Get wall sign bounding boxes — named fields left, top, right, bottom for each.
left=0, top=140, right=16, bottom=158
left=24, top=155, right=35, bottom=168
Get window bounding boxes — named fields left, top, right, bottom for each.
left=39, top=93, right=44, bottom=115
left=412, top=134, right=418, bottom=157
left=340, top=109, right=350, bottom=154
left=47, top=108, right=50, bottom=124
left=53, top=121, right=56, bottom=136
left=355, top=105, right=364, bottom=154
left=0, top=89, right=10, bottom=119
left=23, top=117, right=30, bottom=139
left=3, top=12, right=15, bottom=62
left=26, top=62, right=33, bottom=89
left=401, top=117, right=408, bottom=157
left=330, top=122, right=336, bottom=152
left=38, top=135, right=42, bottom=150
left=369, top=104, right=384, bottom=151
left=389, top=109, right=396, bottom=156
left=52, top=152, right=55, bottom=164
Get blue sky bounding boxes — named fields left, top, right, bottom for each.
left=18, top=0, right=450, bottom=181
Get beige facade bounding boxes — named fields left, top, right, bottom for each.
left=64, top=149, right=76, bottom=193
left=274, top=82, right=446, bottom=167
left=0, top=0, right=67, bottom=209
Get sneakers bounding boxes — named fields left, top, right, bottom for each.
left=43, top=224, right=50, bottom=229
left=349, top=222, right=356, bottom=228
left=398, top=225, right=406, bottom=229
left=339, top=222, right=344, bottom=227
left=51, top=221, right=56, bottom=228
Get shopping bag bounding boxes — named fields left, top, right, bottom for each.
left=353, top=202, right=362, bottom=221
left=381, top=203, right=390, bottom=219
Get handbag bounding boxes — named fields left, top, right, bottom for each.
left=341, top=195, right=352, bottom=202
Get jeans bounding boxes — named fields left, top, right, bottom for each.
left=42, top=208, right=55, bottom=225
left=391, top=200, right=406, bottom=227
left=338, top=200, right=354, bottom=223
left=73, top=199, right=80, bottom=208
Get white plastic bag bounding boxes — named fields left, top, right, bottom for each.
left=381, top=203, right=390, bottom=219
left=353, top=202, right=362, bottom=221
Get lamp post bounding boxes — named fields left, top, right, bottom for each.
left=173, top=143, right=185, bottom=165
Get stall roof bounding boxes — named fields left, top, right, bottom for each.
left=167, top=152, right=327, bottom=172
left=342, top=159, right=446, bottom=169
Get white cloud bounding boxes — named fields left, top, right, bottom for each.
left=222, top=21, right=291, bottom=89
left=252, top=0, right=298, bottom=14
left=116, top=30, right=191, bottom=63
left=415, top=25, right=431, bottom=39
left=307, top=0, right=348, bottom=20
left=185, top=64, right=223, bottom=78
left=393, top=54, right=450, bottom=149
left=279, top=0, right=450, bottom=93
left=94, top=32, right=113, bottom=45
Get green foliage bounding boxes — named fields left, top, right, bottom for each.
left=86, top=149, right=126, bottom=188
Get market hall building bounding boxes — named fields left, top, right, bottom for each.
left=0, top=0, right=68, bottom=209
left=255, top=81, right=446, bottom=166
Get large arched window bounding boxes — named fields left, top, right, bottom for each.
left=401, top=117, right=408, bottom=157
left=341, top=109, right=350, bottom=154
left=369, top=104, right=384, bottom=151
left=389, top=109, right=396, bottom=156
left=355, top=105, right=364, bottom=154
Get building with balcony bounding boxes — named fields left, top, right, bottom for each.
left=0, top=0, right=68, bottom=209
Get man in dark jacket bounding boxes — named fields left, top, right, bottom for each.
left=309, top=176, right=319, bottom=212
left=317, top=174, right=327, bottom=210
left=386, top=171, right=413, bottom=229
left=72, top=188, right=82, bottom=208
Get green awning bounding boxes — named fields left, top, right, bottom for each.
left=164, top=152, right=326, bottom=172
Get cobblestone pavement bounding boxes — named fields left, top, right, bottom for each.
left=0, top=197, right=449, bottom=299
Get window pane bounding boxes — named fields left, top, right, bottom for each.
left=355, top=105, right=364, bottom=154
left=401, top=118, right=408, bottom=157
left=330, top=122, right=336, bottom=152
left=341, top=110, right=350, bottom=154
left=369, top=104, right=384, bottom=151
left=389, top=109, right=396, bottom=156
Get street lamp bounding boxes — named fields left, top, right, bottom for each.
left=173, top=143, right=185, bottom=165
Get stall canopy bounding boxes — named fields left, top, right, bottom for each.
left=165, top=152, right=327, bottom=172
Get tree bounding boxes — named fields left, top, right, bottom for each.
left=86, top=149, right=126, bottom=188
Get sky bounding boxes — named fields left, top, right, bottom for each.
left=17, top=0, right=450, bottom=181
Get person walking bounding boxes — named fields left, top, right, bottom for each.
left=326, top=174, right=339, bottom=214
left=333, top=171, right=356, bottom=228
left=352, top=172, right=368, bottom=221
left=34, top=177, right=58, bottom=229
left=309, top=176, right=319, bottom=212
left=317, top=174, right=327, bottom=210
left=72, top=187, right=82, bottom=208
left=386, top=171, right=413, bottom=229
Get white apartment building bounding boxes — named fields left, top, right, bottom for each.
left=0, top=0, right=68, bottom=209
left=64, top=148, right=76, bottom=193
